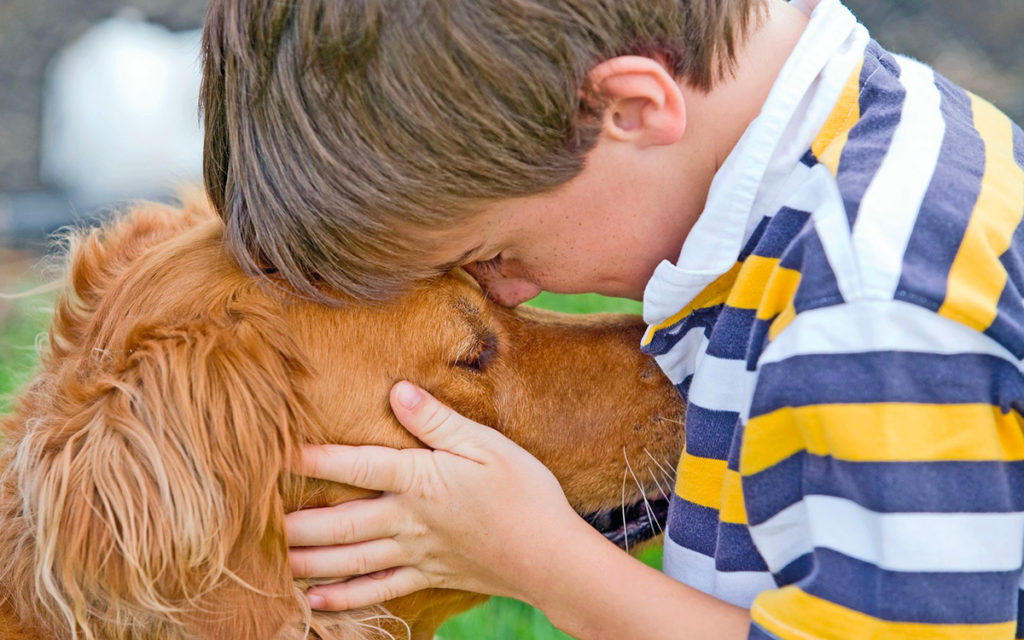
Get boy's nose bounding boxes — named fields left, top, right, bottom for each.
left=462, top=263, right=542, bottom=307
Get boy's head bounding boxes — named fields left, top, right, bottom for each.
left=200, top=0, right=763, bottom=304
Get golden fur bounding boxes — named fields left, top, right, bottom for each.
left=0, top=200, right=685, bottom=639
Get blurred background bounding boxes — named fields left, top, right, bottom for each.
left=1, top=0, right=1023, bottom=637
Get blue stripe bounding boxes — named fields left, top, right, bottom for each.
left=746, top=317, right=773, bottom=370
left=987, top=283, right=1024, bottom=360
left=1016, top=115, right=1024, bottom=168
left=739, top=215, right=772, bottom=262
left=987, top=120, right=1024, bottom=358
left=674, top=374, right=693, bottom=403
left=895, top=72, right=984, bottom=312
left=1016, top=589, right=1024, bottom=639
left=641, top=306, right=720, bottom=357
left=802, top=547, right=1019, bottom=624
left=749, top=623, right=783, bottom=640
left=744, top=454, right=1024, bottom=525
left=749, top=351, right=1023, bottom=417
left=666, top=497, right=719, bottom=558
left=726, top=421, right=743, bottom=471
left=773, top=552, right=813, bottom=588
left=684, top=403, right=739, bottom=460
left=742, top=453, right=805, bottom=526
left=837, top=41, right=906, bottom=228
left=749, top=207, right=810, bottom=260
left=777, top=225, right=844, bottom=314
left=705, top=306, right=757, bottom=360
left=667, top=499, right=769, bottom=572
left=716, top=521, right=770, bottom=572
left=868, top=40, right=902, bottom=78
left=799, top=148, right=818, bottom=168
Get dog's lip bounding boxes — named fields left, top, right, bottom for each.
left=581, top=491, right=670, bottom=549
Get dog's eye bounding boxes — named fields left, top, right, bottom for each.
left=456, top=333, right=498, bottom=372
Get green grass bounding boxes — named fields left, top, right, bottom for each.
left=0, top=291, right=654, bottom=639
left=436, top=546, right=662, bottom=640
left=0, top=296, right=52, bottom=414
left=527, top=291, right=642, bottom=315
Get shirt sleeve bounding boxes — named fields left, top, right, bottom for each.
left=739, top=298, right=1024, bottom=640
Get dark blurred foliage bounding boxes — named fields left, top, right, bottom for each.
left=845, top=0, right=1024, bottom=125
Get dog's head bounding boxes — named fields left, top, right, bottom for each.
left=0, top=201, right=684, bottom=639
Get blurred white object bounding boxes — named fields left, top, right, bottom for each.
left=40, top=14, right=203, bottom=202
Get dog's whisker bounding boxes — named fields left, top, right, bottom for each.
left=643, top=447, right=675, bottom=483
left=658, top=454, right=679, bottom=491
left=643, top=447, right=674, bottom=497
left=624, top=448, right=660, bottom=536
left=621, top=466, right=630, bottom=554
left=641, top=450, right=674, bottom=500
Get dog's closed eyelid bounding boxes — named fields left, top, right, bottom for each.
left=456, top=333, right=499, bottom=372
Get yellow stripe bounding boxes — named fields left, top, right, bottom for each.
left=718, top=469, right=747, bottom=524
left=726, top=255, right=779, bottom=310
left=674, top=453, right=747, bottom=524
left=811, top=60, right=864, bottom=176
left=768, top=302, right=797, bottom=342
left=753, top=586, right=1016, bottom=640
left=755, top=261, right=802, bottom=341
left=755, top=265, right=802, bottom=321
left=938, top=94, right=1024, bottom=331
left=741, top=403, right=1024, bottom=476
left=675, top=453, right=725, bottom=507
left=642, top=262, right=742, bottom=347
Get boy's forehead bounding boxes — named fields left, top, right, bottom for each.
left=434, top=243, right=485, bottom=273
left=424, top=212, right=497, bottom=272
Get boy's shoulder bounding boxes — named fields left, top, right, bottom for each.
left=760, top=39, right=1024, bottom=356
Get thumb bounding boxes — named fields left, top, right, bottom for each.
left=389, top=381, right=501, bottom=459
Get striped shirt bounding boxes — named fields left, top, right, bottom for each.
left=641, top=0, right=1024, bottom=638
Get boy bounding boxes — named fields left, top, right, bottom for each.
left=202, top=0, right=1024, bottom=638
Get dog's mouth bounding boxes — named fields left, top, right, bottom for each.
left=582, top=492, right=670, bottom=550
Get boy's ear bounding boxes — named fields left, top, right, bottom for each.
left=587, top=56, right=687, bottom=147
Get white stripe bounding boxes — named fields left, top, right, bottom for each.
left=852, top=57, right=946, bottom=299
left=663, top=535, right=778, bottom=607
left=688, top=353, right=757, bottom=413
left=651, top=326, right=708, bottom=386
left=749, top=501, right=814, bottom=573
left=758, top=298, right=1018, bottom=367
left=796, top=165, right=864, bottom=301
left=752, top=495, right=1024, bottom=573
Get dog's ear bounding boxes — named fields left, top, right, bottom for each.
left=51, top=200, right=213, bottom=362
left=17, top=308, right=312, bottom=639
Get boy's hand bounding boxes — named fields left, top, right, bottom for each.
left=285, top=381, right=587, bottom=610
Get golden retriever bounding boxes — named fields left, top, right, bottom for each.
left=0, top=200, right=685, bottom=640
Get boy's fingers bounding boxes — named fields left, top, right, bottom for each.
left=289, top=538, right=406, bottom=579
left=389, top=381, right=501, bottom=458
left=285, top=497, right=400, bottom=547
left=307, top=567, right=431, bottom=611
left=297, top=444, right=410, bottom=493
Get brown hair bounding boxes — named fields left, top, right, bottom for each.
left=200, top=0, right=765, bottom=303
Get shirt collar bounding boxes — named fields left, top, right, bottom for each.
left=642, top=0, right=860, bottom=326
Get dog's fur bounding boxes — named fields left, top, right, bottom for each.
left=0, top=200, right=685, bottom=640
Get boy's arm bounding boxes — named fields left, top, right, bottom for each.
left=743, top=299, right=1024, bottom=638
left=286, top=383, right=749, bottom=640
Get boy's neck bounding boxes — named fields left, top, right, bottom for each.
left=685, top=0, right=812, bottom=171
